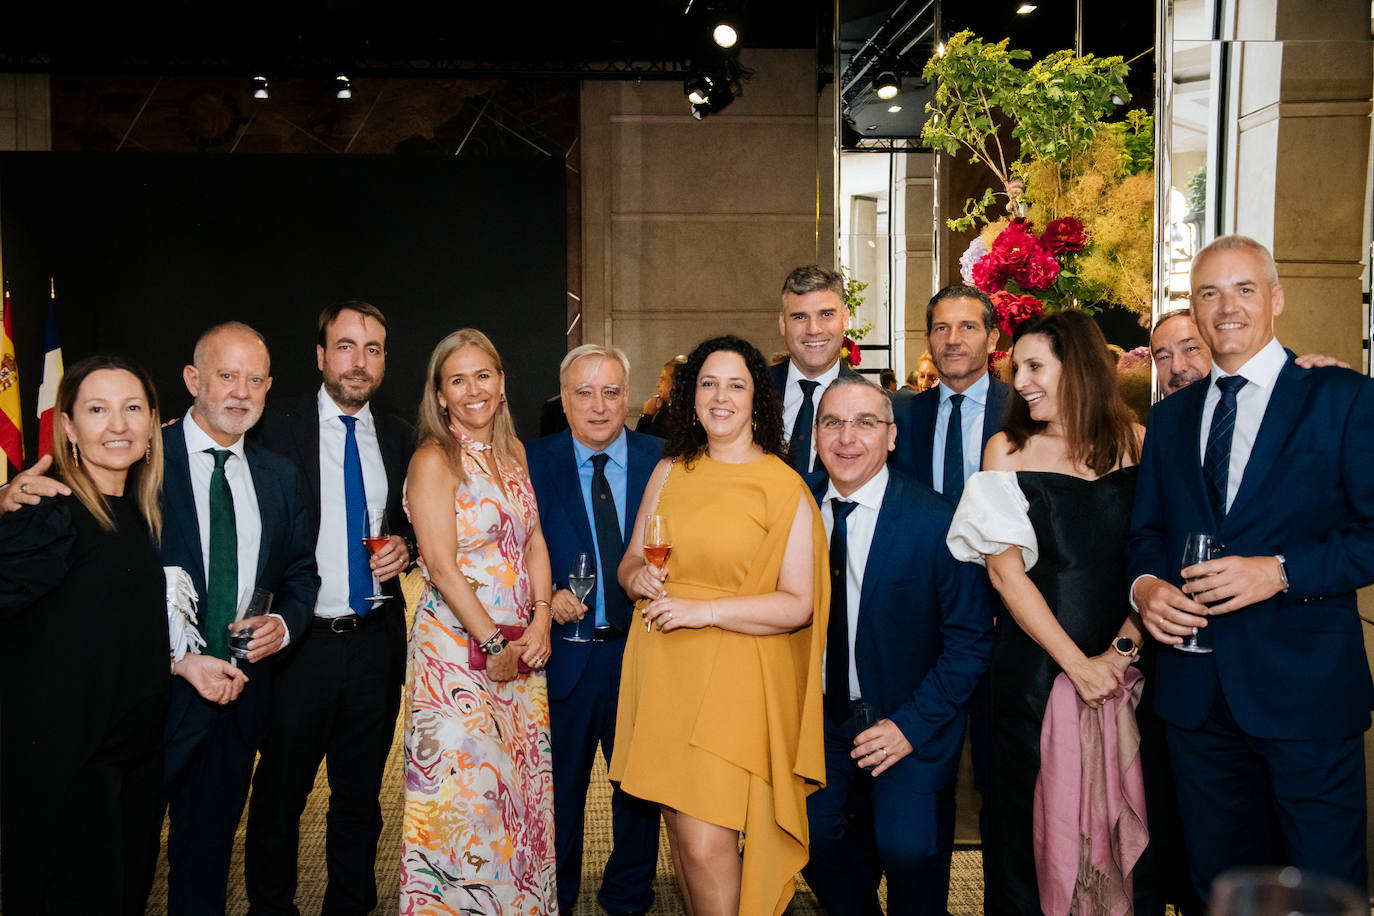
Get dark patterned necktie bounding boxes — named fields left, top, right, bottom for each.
left=789, top=379, right=820, bottom=474
left=1203, top=375, right=1248, bottom=518
left=590, top=453, right=630, bottom=631
left=943, top=393, right=966, bottom=507
left=205, top=448, right=237, bottom=660
left=826, top=499, right=859, bottom=724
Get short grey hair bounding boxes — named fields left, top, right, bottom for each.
left=1192, top=234, right=1279, bottom=288
left=780, top=265, right=845, bottom=306
left=817, top=374, right=894, bottom=423
left=559, top=344, right=631, bottom=391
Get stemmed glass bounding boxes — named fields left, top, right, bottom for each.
left=564, top=552, right=595, bottom=643
left=1178, top=531, right=1218, bottom=655
left=363, top=508, right=390, bottom=603
left=643, top=515, right=673, bottom=631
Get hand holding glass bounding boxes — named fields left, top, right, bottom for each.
left=231, top=587, right=273, bottom=660
left=363, top=508, right=389, bottom=603
left=643, top=515, right=672, bottom=631
left=564, top=552, right=595, bottom=643
left=1178, top=532, right=1217, bottom=655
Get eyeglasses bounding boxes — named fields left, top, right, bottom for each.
left=816, top=415, right=892, bottom=432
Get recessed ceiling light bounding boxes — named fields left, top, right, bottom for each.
left=1016, top=3, right=1038, bottom=12
left=867, top=124, right=878, bottom=131
left=888, top=105, right=902, bottom=112
left=713, top=23, right=738, bottom=48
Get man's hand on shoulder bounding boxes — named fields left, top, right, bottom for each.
left=1294, top=353, right=1350, bottom=370
left=0, top=455, right=71, bottom=514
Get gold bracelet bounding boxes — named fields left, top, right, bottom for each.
left=532, top=600, right=551, bottom=612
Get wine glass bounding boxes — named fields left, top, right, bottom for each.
left=643, top=515, right=672, bottom=631
left=1208, top=866, right=1366, bottom=916
left=1178, top=531, right=1217, bottom=655
left=363, top=508, right=390, bottom=603
left=230, top=588, right=273, bottom=663
left=564, top=552, right=595, bottom=643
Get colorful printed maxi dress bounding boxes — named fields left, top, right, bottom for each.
left=400, top=435, right=557, bottom=915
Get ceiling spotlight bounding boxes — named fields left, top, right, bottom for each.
left=252, top=75, right=269, bottom=99
left=888, top=105, right=902, bottom=112
left=937, top=41, right=946, bottom=56
left=875, top=71, right=900, bottom=100
left=685, top=62, right=740, bottom=119
left=1016, top=3, right=1038, bottom=12
left=713, top=22, right=738, bottom=48
left=685, top=75, right=714, bottom=106
left=335, top=74, right=352, bottom=99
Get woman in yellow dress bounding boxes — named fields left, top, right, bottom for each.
left=612, top=335, right=829, bottom=916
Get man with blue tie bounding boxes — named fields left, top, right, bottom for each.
left=245, top=301, right=415, bottom=915
left=803, top=375, right=993, bottom=916
left=890, top=284, right=1008, bottom=505
left=1129, top=235, right=1374, bottom=901
left=771, top=265, right=861, bottom=497
left=525, top=344, right=662, bottom=916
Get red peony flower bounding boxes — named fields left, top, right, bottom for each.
left=971, top=255, right=1009, bottom=295
left=1041, top=217, right=1087, bottom=255
left=843, top=336, right=862, bottom=367
left=991, top=291, right=1045, bottom=338
left=1016, top=248, right=1061, bottom=290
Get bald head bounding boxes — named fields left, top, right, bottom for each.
left=184, top=322, right=273, bottom=446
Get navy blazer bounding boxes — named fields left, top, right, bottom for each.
left=160, top=420, right=321, bottom=747
left=253, top=393, right=416, bottom=681
left=525, top=428, right=664, bottom=702
left=849, top=470, right=994, bottom=791
left=890, top=375, right=1010, bottom=487
left=770, top=359, right=861, bottom=499
left=1127, top=355, right=1374, bottom=740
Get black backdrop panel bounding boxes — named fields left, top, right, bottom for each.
left=0, top=152, right=566, bottom=457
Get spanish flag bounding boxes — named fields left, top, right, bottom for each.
left=0, top=287, right=22, bottom=483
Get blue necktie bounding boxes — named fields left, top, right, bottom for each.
left=942, top=393, right=966, bottom=507
left=341, top=415, right=372, bottom=616
left=826, top=499, right=859, bottom=724
left=790, top=379, right=820, bottom=474
left=1203, top=375, right=1247, bottom=519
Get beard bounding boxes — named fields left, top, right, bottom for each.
left=324, top=372, right=379, bottom=410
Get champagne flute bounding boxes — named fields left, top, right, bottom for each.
left=1178, top=531, right=1217, bottom=655
left=363, top=508, right=390, bottom=603
left=643, top=515, right=673, bottom=631
left=564, top=552, right=595, bottom=643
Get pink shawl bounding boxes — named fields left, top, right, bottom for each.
left=1034, top=666, right=1149, bottom=916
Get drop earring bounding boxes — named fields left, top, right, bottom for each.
left=71, top=440, right=80, bottom=467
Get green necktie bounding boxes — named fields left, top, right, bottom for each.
left=205, top=448, right=238, bottom=660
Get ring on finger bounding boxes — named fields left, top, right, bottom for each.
left=19, top=483, right=29, bottom=494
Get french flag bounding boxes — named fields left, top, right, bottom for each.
left=36, top=300, right=62, bottom=459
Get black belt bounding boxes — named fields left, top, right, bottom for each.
left=592, top=625, right=626, bottom=642
left=313, top=613, right=378, bottom=633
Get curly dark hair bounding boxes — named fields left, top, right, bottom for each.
left=663, top=335, right=785, bottom=463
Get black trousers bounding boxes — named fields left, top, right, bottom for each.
left=245, top=615, right=401, bottom=916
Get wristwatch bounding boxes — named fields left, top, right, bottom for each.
left=480, top=630, right=509, bottom=656
left=1275, top=554, right=1290, bottom=592
left=1112, top=636, right=1140, bottom=659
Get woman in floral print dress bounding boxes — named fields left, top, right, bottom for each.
left=401, top=328, right=557, bottom=915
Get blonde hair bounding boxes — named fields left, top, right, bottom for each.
left=416, top=329, right=520, bottom=487
left=54, top=355, right=164, bottom=540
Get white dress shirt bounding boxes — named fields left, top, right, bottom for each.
left=931, top=372, right=990, bottom=493
left=782, top=358, right=843, bottom=473
left=1197, top=337, right=1286, bottom=513
left=182, top=410, right=286, bottom=640
left=314, top=387, right=390, bottom=618
left=822, top=465, right=889, bottom=700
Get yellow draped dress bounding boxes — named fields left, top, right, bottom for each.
left=609, top=453, right=830, bottom=916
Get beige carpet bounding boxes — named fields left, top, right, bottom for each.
left=143, top=572, right=987, bottom=914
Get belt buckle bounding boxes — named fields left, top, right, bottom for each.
left=330, top=615, right=360, bottom=633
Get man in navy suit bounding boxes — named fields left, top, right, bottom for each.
left=525, top=344, right=662, bottom=916
left=771, top=265, right=861, bottom=496
left=890, top=284, right=1008, bottom=503
left=1129, top=235, right=1374, bottom=900
left=159, top=322, right=319, bottom=914
left=245, top=302, right=414, bottom=915
left=803, top=375, right=993, bottom=916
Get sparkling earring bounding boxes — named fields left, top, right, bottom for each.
left=145, top=441, right=152, bottom=462
left=71, top=440, right=80, bottom=467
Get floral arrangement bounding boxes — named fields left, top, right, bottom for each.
left=962, top=214, right=1089, bottom=333
left=839, top=269, right=872, bottom=367
left=842, top=336, right=862, bottom=367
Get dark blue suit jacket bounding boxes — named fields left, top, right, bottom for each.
left=890, top=376, right=1011, bottom=487
left=770, top=359, right=861, bottom=499
left=1126, top=356, right=1374, bottom=739
left=160, top=420, right=320, bottom=749
left=525, top=428, right=663, bottom=702
left=848, top=470, right=995, bottom=791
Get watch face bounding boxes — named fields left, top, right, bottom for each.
left=1115, top=637, right=1136, bottom=654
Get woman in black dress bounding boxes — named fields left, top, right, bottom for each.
left=948, top=311, right=1147, bottom=915
left=0, top=356, right=241, bottom=914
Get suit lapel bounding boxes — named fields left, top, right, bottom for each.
left=291, top=396, right=323, bottom=509
left=161, top=422, right=208, bottom=596
left=911, top=391, right=937, bottom=486
left=1227, top=358, right=1307, bottom=523
left=624, top=431, right=653, bottom=542
left=553, top=432, right=596, bottom=550
left=245, top=442, right=276, bottom=582
left=1174, top=380, right=1218, bottom=527
left=982, top=378, right=1008, bottom=457
left=856, top=474, right=901, bottom=636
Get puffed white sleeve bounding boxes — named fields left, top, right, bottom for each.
left=165, top=566, right=207, bottom=664
left=945, top=470, right=1039, bottom=571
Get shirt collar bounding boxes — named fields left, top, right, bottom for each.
left=824, top=464, right=889, bottom=512
left=317, top=385, right=374, bottom=431
left=939, top=371, right=989, bottom=407
left=182, top=409, right=247, bottom=460
left=785, top=357, right=843, bottom=391
left=572, top=427, right=629, bottom=469
left=1209, top=336, right=1286, bottom=392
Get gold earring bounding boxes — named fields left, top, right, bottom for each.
left=71, top=440, right=80, bottom=467
left=145, top=441, right=152, bottom=462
